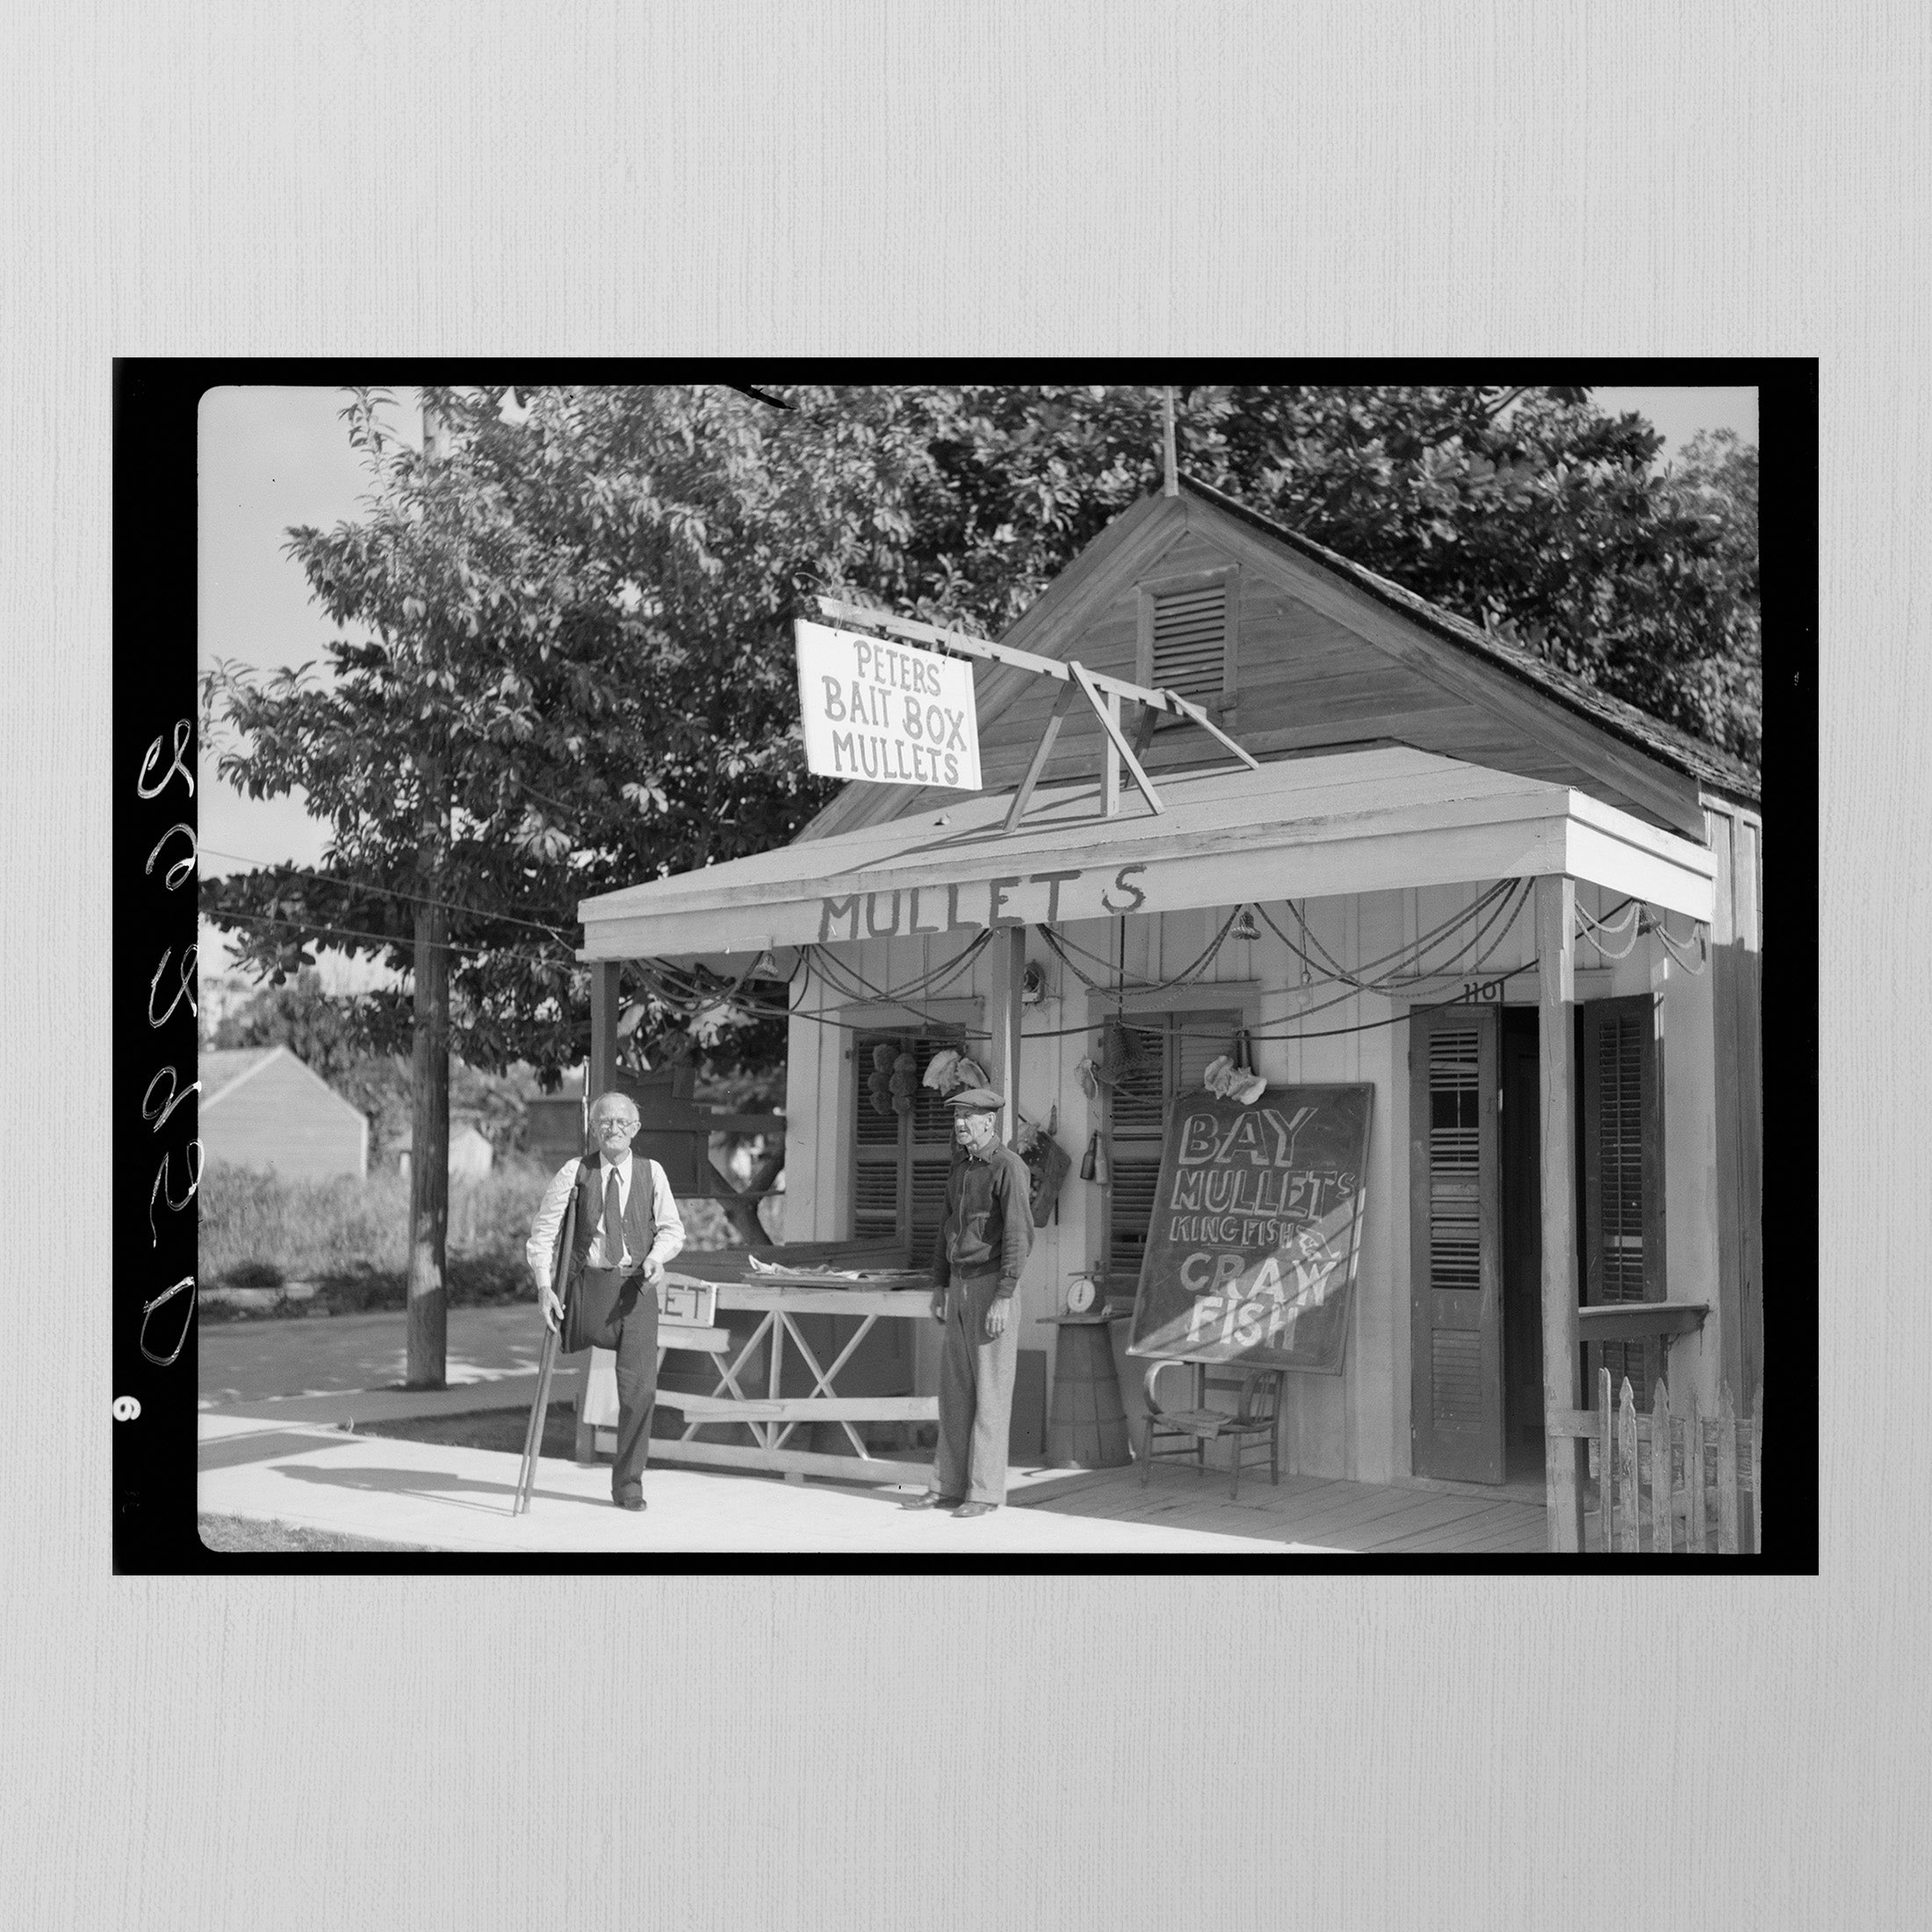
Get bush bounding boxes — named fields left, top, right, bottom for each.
left=198, top=1158, right=554, bottom=1287
left=223, top=1258, right=286, bottom=1288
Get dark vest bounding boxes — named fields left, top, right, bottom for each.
left=566, top=1153, right=658, bottom=1282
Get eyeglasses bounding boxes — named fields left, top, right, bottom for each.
left=594, top=1118, right=638, bottom=1135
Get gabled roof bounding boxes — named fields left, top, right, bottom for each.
left=797, top=474, right=1757, bottom=846
left=199, top=1048, right=279, bottom=1106
left=1176, top=475, right=1759, bottom=801
left=200, top=1044, right=364, bottom=1119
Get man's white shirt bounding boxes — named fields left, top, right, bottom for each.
left=526, top=1154, right=688, bottom=1289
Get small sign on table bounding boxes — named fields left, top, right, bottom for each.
left=660, top=1280, right=717, bottom=1328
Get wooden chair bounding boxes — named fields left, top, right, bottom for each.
left=1138, top=1360, right=1283, bottom=1499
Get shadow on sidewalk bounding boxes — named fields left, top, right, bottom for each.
left=274, top=1460, right=603, bottom=1517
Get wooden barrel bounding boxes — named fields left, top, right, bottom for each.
left=1045, top=1316, right=1132, bottom=1467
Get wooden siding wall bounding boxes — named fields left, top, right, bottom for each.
left=1705, top=800, right=1764, bottom=1417
left=201, top=1057, right=368, bottom=1182
left=780, top=876, right=1675, bottom=1483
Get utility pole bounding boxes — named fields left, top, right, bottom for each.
left=406, top=396, right=452, bottom=1388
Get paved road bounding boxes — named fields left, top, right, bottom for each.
left=198, top=1305, right=551, bottom=1408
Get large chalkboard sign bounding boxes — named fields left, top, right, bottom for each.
left=1125, top=1085, right=1373, bottom=1374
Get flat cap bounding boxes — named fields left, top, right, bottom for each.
left=946, top=1085, right=1004, bottom=1113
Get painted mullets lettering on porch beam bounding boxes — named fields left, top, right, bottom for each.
left=818, top=864, right=1140, bottom=942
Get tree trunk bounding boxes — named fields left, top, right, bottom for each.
left=406, top=760, right=451, bottom=1388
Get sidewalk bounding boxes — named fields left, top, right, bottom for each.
left=196, top=1415, right=1326, bottom=1554
left=198, top=1308, right=1332, bottom=1554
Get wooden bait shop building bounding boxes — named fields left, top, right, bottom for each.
left=575, top=477, right=1763, bottom=1552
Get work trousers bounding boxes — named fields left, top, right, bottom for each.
left=575, top=1265, right=660, bottom=1502
left=931, top=1272, right=1019, bottom=1506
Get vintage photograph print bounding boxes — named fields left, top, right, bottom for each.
left=114, top=365, right=1811, bottom=1571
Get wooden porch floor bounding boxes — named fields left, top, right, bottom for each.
left=1008, top=1463, right=1551, bottom=1554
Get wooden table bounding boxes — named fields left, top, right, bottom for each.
left=576, top=1262, right=939, bottom=1487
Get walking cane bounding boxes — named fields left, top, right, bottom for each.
left=515, top=1186, right=579, bottom=1516
left=515, top=1323, right=560, bottom=1516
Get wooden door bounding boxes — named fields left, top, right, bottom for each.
left=1582, top=995, right=1665, bottom=1411
left=1409, top=1006, right=1505, bottom=1483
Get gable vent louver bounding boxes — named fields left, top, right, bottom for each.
left=1150, top=583, right=1227, bottom=700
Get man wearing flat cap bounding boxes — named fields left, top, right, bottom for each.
left=904, top=1085, right=1035, bottom=1518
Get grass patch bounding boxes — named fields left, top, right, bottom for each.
left=198, top=1161, right=767, bottom=1323
left=198, top=1513, right=433, bottom=1554
left=199, top=1157, right=556, bottom=1284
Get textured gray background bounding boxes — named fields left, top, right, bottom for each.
left=5, top=3, right=1907, bottom=1926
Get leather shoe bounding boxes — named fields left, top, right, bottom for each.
left=615, top=1495, right=646, bottom=1511
left=952, top=1502, right=996, bottom=1520
left=901, top=1492, right=963, bottom=1511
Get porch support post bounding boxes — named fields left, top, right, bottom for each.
left=579, top=958, right=625, bottom=1463
left=987, top=925, right=1027, bottom=1148
left=588, top=959, right=623, bottom=1106
left=1537, top=875, right=1586, bottom=1551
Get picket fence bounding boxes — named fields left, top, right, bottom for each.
left=1587, top=1369, right=1763, bottom=1554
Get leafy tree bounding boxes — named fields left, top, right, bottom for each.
left=1657, top=428, right=1759, bottom=764
left=207, top=967, right=370, bottom=1085
left=823, top=384, right=1760, bottom=766
left=200, top=384, right=926, bottom=1382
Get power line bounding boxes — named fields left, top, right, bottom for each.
left=198, top=846, right=578, bottom=941
left=206, top=905, right=566, bottom=964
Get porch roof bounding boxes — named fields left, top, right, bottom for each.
left=576, top=745, right=1715, bottom=962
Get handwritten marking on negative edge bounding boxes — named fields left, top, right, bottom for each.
left=148, top=1142, right=203, bottom=1246
left=148, top=945, right=198, bottom=1028
left=142, top=1066, right=199, bottom=1134
left=139, top=1278, right=196, bottom=1367
left=144, top=823, right=197, bottom=890
left=136, top=720, right=194, bottom=800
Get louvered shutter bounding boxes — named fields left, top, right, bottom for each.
left=1409, top=1006, right=1505, bottom=1482
left=1150, top=583, right=1229, bottom=702
left=852, top=1029, right=905, bottom=1241
left=1582, top=996, right=1665, bottom=1413
left=1106, top=1011, right=1241, bottom=1280
left=850, top=1028, right=962, bottom=1257
left=907, top=1037, right=959, bottom=1256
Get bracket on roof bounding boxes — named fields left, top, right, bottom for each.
left=814, top=595, right=1258, bottom=832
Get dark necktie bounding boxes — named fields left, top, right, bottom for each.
left=602, top=1167, right=624, bottom=1268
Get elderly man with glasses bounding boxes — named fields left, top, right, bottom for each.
left=527, top=1091, right=687, bottom=1511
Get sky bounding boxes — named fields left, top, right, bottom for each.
left=197, top=381, right=1759, bottom=982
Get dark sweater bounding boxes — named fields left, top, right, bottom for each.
left=930, top=1142, right=1035, bottom=1296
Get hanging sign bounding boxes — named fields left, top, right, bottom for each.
left=794, top=621, right=982, bottom=792
left=1125, top=1085, right=1373, bottom=1375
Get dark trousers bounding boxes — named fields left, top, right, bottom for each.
left=573, top=1266, right=660, bottom=1501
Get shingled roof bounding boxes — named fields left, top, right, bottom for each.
left=1178, top=473, right=1760, bottom=803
